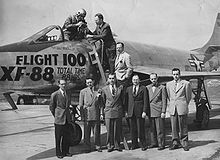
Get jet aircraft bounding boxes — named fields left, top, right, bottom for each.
left=1, top=13, right=220, bottom=138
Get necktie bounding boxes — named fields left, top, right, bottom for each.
left=133, top=86, right=136, bottom=95
left=63, top=92, right=66, bottom=101
left=112, top=85, right=115, bottom=96
left=174, top=82, right=177, bottom=91
left=90, top=88, right=93, bottom=94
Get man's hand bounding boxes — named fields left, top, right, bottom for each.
left=76, top=21, right=84, bottom=26
left=142, top=112, right=147, bottom=118
left=125, top=112, right=128, bottom=118
left=161, top=113, right=166, bottom=118
left=100, top=114, right=104, bottom=121
left=86, top=34, right=93, bottom=38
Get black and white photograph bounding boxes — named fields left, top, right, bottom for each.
left=0, top=0, right=220, bottom=159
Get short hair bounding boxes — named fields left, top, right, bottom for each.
left=172, top=68, right=180, bottom=74
left=150, top=73, right=158, bottom=77
left=95, top=13, right=104, bottom=20
left=108, top=72, right=116, bottom=77
left=132, top=74, right=139, bottom=79
left=116, top=42, right=124, bottom=48
left=86, top=76, right=94, bottom=81
left=58, top=78, right=66, bottom=84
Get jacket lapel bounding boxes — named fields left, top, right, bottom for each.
left=134, top=85, right=141, bottom=97
left=110, top=86, right=122, bottom=107
left=151, top=85, right=161, bottom=101
left=107, top=85, right=114, bottom=101
left=148, top=85, right=154, bottom=100
left=115, top=54, right=120, bottom=68
left=171, top=80, right=176, bottom=92
left=176, top=80, right=184, bottom=93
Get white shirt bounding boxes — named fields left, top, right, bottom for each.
left=109, top=84, right=116, bottom=96
left=59, top=89, right=66, bottom=97
left=133, top=85, right=139, bottom=95
left=174, top=80, right=180, bottom=91
left=152, top=86, right=156, bottom=93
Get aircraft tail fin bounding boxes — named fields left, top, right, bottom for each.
left=193, top=13, right=220, bottom=55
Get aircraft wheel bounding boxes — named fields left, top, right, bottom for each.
left=17, top=97, right=25, bottom=105
left=68, top=123, right=82, bottom=146
left=201, top=107, right=209, bottom=129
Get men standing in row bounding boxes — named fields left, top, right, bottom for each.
left=86, top=13, right=116, bottom=73
left=78, top=77, right=102, bottom=152
left=125, top=75, right=149, bottom=151
left=49, top=79, right=72, bottom=159
left=147, top=73, right=167, bottom=150
left=166, top=68, right=192, bottom=151
left=115, top=42, right=133, bottom=87
left=101, top=73, right=124, bottom=152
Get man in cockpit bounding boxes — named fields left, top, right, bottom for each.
left=62, top=8, right=88, bottom=41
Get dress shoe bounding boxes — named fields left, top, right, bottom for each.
left=169, top=144, right=179, bottom=150
left=148, top=144, right=158, bottom=149
left=115, top=148, right=123, bottom=152
left=183, top=146, right=189, bottom=151
left=96, top=148, right=102, bottom=152
left=130, top=146, right=138, bottom=150
left=64, top=153, right=73, bottom=157
left=57, top=155, right=64, bottom=159
left=141, top=146, right=148, bottom=151
left=158, top=146, right=165, bottom=150
left=107, top=148, right=114, bottom=152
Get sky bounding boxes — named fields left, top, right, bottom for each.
left=0, top=0, right=220, bottom=50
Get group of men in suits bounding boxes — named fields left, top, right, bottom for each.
left=49, top=40, right=192, bottom=157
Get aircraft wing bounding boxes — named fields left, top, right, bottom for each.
left=134, top=66, right=220, bottom=80
left=4, top=84, right=59, bottom=96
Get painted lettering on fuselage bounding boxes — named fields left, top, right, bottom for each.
left=0, top=52, right=87, bottom=82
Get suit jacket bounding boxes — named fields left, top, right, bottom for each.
left=49, top=90, right=71, bottom=125
left=115, top=51, right=133, bottom=81
left=166, top=79, right=192, bottom=115
left=92, top=22, right=116, bottom=48
left=101, top=85, right=124, bottom=119
left=79, top=87, right=101, bottom=121
left=125, top=85, right=150, bottom=118
left=146, top=84, right=167, bottom=117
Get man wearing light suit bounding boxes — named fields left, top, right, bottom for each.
left=49, top=79, right=72, bottom=159
left=146, top=73, right=167, bottom=150
left=166, top=68, right=192, bottom=151
left=101, top=73, right=124, bottom=152
left=79, top=77, right=102, bottom=152
left=115, top=42, right=133, bottom=87
left=125, top=74, right=149, bottom=151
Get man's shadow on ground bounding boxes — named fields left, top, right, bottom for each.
left=27, top=106, right=220, bottom=160
left=26, top=130, right=108, bottom=160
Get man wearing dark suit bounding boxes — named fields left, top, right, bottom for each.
left=49, top=79, right=72, bottom=159
left=146, top=73, right=167, bottom=150
left=86, top=13, right=116, bottom=73
left=166, top=68, right=192, bottom=151
left=101, top=73, right=123, bottom=152
left=125, top=74, right=149, bottom=151
left=79, top=77, right=102, bottom=152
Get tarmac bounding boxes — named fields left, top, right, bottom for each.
left=0, top=101, right=220, bottom=160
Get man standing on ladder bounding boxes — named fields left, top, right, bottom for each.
left=86, top=13, right=116, bottom=73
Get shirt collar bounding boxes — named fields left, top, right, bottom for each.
left=59, top=88, right=65, bottom=95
